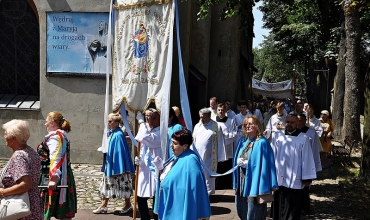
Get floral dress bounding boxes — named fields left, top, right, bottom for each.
left=1, top=147, right=43, bottom=219
left=37, top=130, right=77, bottom=219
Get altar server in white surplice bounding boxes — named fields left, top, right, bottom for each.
left=215, top=103, right=237, bottom=189
left=192, top=108, right=226, bottom=195
left=134, top=108, right=162, bottom=220
left=297, top=113, right=322, bottom=215
left=270, top=114, right=316, bottom=220
left=297, top=113, right=323, bottom=172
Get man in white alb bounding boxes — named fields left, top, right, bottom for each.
left=135, top=109, right=162, bottom=220
left=192, top=108, right=226, bottom=195
left=306, top=104, right=323, bottom=137
left=264, top=101, right=287, bottom=142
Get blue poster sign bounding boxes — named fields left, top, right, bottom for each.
left=47, top=12, right=109, bottom=74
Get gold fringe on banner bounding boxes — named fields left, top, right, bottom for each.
left=113, top=0, right=171, bottom=10
left=113, top=97, right=159, bottom=114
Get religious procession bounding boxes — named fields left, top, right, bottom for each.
left=0, top=0, right=368, bottom=220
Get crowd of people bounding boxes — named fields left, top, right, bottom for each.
left=0, top=98, right=334, bottom=220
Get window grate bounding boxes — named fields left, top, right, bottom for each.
left=0, top=0, right=40, bottom=109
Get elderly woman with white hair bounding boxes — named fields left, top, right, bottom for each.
left=1, top=119, right=43, bottom=219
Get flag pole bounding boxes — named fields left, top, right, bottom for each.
left=133, top=115, right=140, bottom=220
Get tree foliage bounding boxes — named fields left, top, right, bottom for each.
left=195, top=0, right=258, bottom=35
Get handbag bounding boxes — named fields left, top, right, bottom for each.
left=256, top=192, right=274, bottom=204
left=0, top=151, right=31, bottom=220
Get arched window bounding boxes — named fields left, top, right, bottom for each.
left=0, top=0, right=40, bottom=109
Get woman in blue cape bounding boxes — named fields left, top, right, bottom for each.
left=154, top=129, right=211, bottom=220
left=93, top=113, right=135, bottom=214
left=233, top=116, right=278, bottom=220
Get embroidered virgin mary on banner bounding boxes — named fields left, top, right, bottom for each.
left=112, top=0, right=173, bottom=112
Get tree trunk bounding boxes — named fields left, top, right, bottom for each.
left=360, top=61, right=370, bottom=181
left=342, top=0, right=361, bottom=141
left=332, top=15, right=345, bottom=141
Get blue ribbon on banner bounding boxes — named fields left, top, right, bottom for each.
left=174, top=0, right=193, bottom=131
left=174, top=0, right=236, bottom=177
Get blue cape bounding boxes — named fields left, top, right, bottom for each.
left=154, top=149, right=211, bottom=220
left=102, top=127, right=135, bottom=177
left=167, top=123, right=183, bottom=160
left=232, top=136, right=278, bottom=197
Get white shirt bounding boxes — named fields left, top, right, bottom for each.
left=135, top=124, right=162, bottom=197
left=45, top=129, right=68, bottom=178
left=271, top=132, right=317, bottom=189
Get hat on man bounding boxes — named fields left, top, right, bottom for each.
left=321, top=110, right=329, bottom=116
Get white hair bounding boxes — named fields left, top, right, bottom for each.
left=2, top=119, right=30, bottom=144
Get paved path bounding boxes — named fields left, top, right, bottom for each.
left=69, top=189, right=240, bottom=220
left=60, top=163, right=241, bottom=220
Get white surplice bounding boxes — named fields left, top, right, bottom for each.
left=216, top=117, right=237, bottom=159
left=298, top=127, right=323, bottom=172
left=192, top=120, right=226, bottom=195
left=271, top=132, right=317, bottom=189
left=308, top=116, right=323, bottom=137
left=135, top=124, right=162, bottom=197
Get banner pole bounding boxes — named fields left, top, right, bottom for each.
left=133, top=116, right=140, bottom=220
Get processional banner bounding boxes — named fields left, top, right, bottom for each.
left=112, top=0, right=173, bottom=111
left=251, top=78, right=293, bottom=99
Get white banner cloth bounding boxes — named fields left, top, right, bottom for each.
left=252, top=78, right=293, bottom=99
left=112, top=0, right=173, bottom=112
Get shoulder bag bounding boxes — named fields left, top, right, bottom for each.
left=0, top=151, right=31, bottom=220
